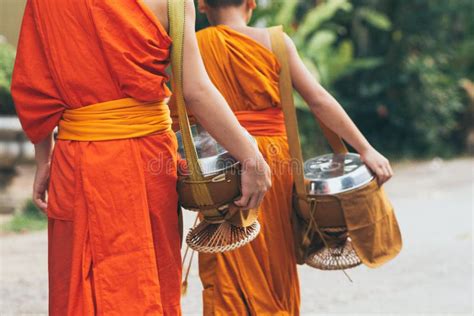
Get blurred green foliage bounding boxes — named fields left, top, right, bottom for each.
left=197, top=0, right=473, bottom=158
left=1, top=199, right=47, bottom=233
left=332, top=0, right=474, bottom=158
left=0, top=39, right=16, bottom=115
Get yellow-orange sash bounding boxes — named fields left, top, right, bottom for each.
left=57, top=98, right=172, bottom=141
left=234, top=108, right=286, bottom=136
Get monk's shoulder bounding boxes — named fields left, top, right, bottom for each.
left=196, top=27, right=222, bottom=46
left=242, top=27, right=273, bottom=52
left=196, top=27, right=216, bottom=38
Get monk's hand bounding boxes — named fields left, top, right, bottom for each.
left=360, top=147, right=393, bottom=186
left=235, top=155, right=272, bottom=210
left=33, top=162, right=50, bottom=213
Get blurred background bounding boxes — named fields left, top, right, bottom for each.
left=0, top=0, right=472, bottom=315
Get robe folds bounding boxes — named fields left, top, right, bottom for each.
left=11, top=1, right=181, bottom=315
left=195, top=25, right=301, bottom=316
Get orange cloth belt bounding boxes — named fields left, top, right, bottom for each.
left=234, top=107, right=286, bottom=136
left=57, top=98, right=172, bottom=141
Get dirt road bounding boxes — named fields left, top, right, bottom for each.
left=1, top=158, right=472, bottom=315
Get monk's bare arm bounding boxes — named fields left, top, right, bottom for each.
left=182, top=0, right=272, bottom=207
left=147, top=0, right=271, bottom=208
left=142, top=0, right=168, bottom=30
left=284, top=34, right=393, bottom=184
left=145, top=0, right=258, bottom=163
left=32, top=133, right=53, bottom=212
left=283, top=35, right=371, bottom=153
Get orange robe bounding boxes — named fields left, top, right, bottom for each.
left=196, top=25, right=300, bottom=315
left=11, top=1, right=181, bottom=315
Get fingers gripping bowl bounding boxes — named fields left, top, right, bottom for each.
left=176, top=125, right=260, bottom=253
left=299, top=153, right=402, bottom=271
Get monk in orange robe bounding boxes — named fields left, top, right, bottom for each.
left=195, top=0, right=394, bottom=315
left=11, top=0, right=271, bottom=314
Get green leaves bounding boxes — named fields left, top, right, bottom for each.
left=356, top=7, right=391, bottom=31
left=0, top=40, right=15, bottom=92
left=0, top=39, right=16, bottom=115
left=270, top=1, right=387, bottom=89
left=293, top=0, right=352, bottom=46
left=274, top=0, right=298, bottom=28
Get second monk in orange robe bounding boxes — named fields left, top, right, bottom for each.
left=195, top=19, right=301, bottom=316
left=195, top=0, right=394, bottom=314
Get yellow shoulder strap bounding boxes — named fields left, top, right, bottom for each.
left=268, top=26, right=306, bottom=198
left=268, top=26, right=348, bottom=197
left=168, top=0, right=213, bottom=206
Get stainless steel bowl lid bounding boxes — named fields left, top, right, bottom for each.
left=176, top=125, right=254, bottom=175
left=304, top=153, right=374, bottom=195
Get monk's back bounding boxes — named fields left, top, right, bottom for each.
left=196, top=23, right=301, bottom=316
left=196, top=25, right=281, bottom=112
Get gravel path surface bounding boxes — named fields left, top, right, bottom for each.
left=1, top=158, right=472, bottom=315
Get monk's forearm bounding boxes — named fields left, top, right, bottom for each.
left=34, top=133, right=54, bottom=166
left=286, top=34, right=373, bottom=154
left=308, top=87, right=372, bottom=154
left=184, top=84, right=261, bottom=164
left=305, top=85, right=393, bottom=185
